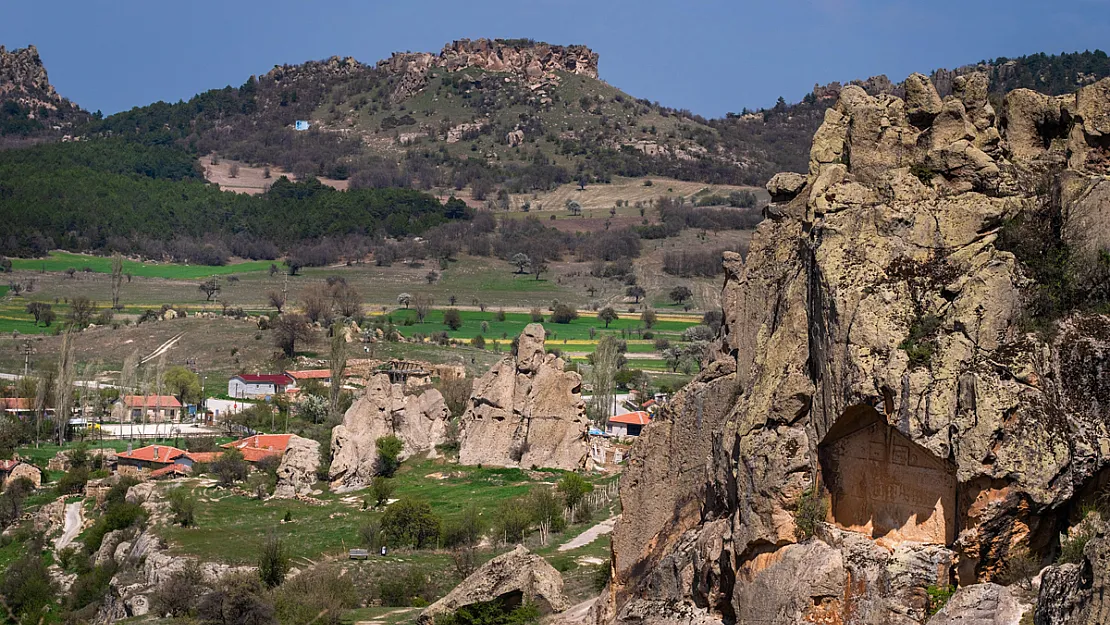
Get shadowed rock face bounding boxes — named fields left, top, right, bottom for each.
left=597, top=76, right=1110, bottom=624
left=329, top=374, right=449, bottom=489
left=458, top=324, right=589, bottom=471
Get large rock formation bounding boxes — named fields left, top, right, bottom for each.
left=458, top=324, right=589, bottom=471
left=273, top=434, right=320, bottom=498
left=329, top=374, right=449, bottom=489
left=419, top=545, right=569, bottom=624
left=598, top=76, right=1110, bottom=624
left=379, top=38, right=598, bottom=101
left=0, top=45, right=88, bottom=131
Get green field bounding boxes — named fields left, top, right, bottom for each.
left=9, top=252, right=271, bottom=280
left=386, top=308, right=697, bottom=341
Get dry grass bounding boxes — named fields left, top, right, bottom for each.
left=508, top=176, right=767, bottom=213
left=199, top=155, right=348, bottom=194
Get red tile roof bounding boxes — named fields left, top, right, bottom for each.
left=235, top=374, right=292, bottom=386
left=285, top=369, right=332, bottom=380
left=0, top=398, right=32, bottom=411
left=121, top=395, right=182, bottom=408
left=240, top=447, right=282, bottom=463
left=184, top=452, right=223, bottom=464
left=150, top=464, right=191, bottom=478
left=223, top=434, right=292, bottom=453
left=609, top=411, right=651, bottom=426
left=0, top=459, right=21, bottom=471
left=118, top=445, right=187, bottom=464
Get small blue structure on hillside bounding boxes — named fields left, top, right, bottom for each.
left=294, top=120, right=310, bottom=131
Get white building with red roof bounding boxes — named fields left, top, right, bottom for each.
left=227, top=374, right=293, bottom=398
left=607, top=411, right=652, bottom=438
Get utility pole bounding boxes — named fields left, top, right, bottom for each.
left=20, top=339, right=34, bottom=378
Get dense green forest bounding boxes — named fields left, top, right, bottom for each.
left=0, top=139, right=470, bottom=261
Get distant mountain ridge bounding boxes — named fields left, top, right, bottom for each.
left=1, top=42, right=1108, bottom=187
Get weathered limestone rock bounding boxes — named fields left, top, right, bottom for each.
left=419, top=545, right=568, bottom=624
left=926, top=583, right=1027, bottom=624
left=1035, top=534, right=1110, bottom=625
left=458, top=324, right=589, bottom=471
left=329, top=374, right=449, bottom=489
left=6, top=462, right=42, bottom=489
left=598, top=75, right=1110, bottom=625
left=766, top=172, right=806, bottom=203
left=273, top=434, right=320, bottom=498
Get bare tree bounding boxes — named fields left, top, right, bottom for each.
left=199, top=278, right=221, bottom=302
left=397, top=293, right=412, bottom=309
left=110, top=253, right=124, bottom=310
left=301, top=284, right=332, bottom=323
left=273, top=314, right=312, bottom=357
left=413, top=295, right=434, bottom=323
left=588, top=335, right=620, bottom=424
left=53, top=330, right=77, bottom=444
left=332, top=284, right=363, bottom=318
left=228, top=163, right=240, bottom=178
left=67, top=297, right=96, bottom=328
left=329, top=323, right=347, bottom=419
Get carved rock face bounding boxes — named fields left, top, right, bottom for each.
left=600, top=77, right=1110, bottom=624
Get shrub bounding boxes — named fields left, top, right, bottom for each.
left=198, top=572, right=276, bottom=625
left=213, top=447, right=250, bottom=486
left=432, top=598, right=541, bottom=625
left=359, top=519, right=382, bottom=549
left=441, top=505, right=484, bottom=548
left=443, top=308, right=463, bottom=331
left=529, top=308, right=544, bottom=323
left=793, top=486, right=828, bottom=541
left=550, top=304, right=579, bottom=324
left=494, top=497, right=532, bottom=543
left=274, top=566, right=358, bottom=625
left=375, top=435, right=404, bottom=477
left=0, top=547, right=56, bottom=623
left=529, top=487, right=567, bottom=535
left=994, top=548, right=1040, bottom=590
left=84, top=501, right=146, bottom=555
left=258, top=531, right=290, bottom=588
left=167, top=487, right=197, bottom=527
left=152, top=560, right=207, bottom=617
left=371, top=476, right=396, bottom=508
left=926, top=584, right=955, bottom=616
left=379, top=567, right=435, bottom=607
left=381, top=498, right=442, bottom=548
left=557, top=473, right=593, bottom=512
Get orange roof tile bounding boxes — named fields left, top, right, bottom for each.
left=609, top=411, right=652, bottom=426
left=121, top=395, right=182, bottom=408
left=117, top=445, right=187, bottom=464
left=184, top=452, right=223, bottom=464
left=150, top=464, right=191, bottom=478
left=222, top=434, right=292, bottom=453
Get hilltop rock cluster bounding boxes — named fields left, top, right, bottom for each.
left=378, top=38, right=598, bottom=102
left=597, top=74, right=1110, bottom=624
left=0, top=45, right=88, bottom=132
left=329, top=374, right=450, bottom=490
left=458, top=324, right=590, bottom=471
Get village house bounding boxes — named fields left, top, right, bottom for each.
left=0, top=459, right=42, bottom=489
left=112, top=395, right=182, bottom=423
left=0, top=397, right=53, bottom=418
left=227, top=374, right=293, bottom=398
left=116, top=444, right=187, bottom=470
left=221, top=433, right=291, bottom=462
left=607, top=411, right=651, bottom=438
left=284, top=369, right=333, bottom=388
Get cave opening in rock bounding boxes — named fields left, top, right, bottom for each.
left=819, top=404, right=957, bottom=545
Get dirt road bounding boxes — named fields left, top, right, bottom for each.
left=558, top=516, right=617, bottom=552
left=54, top=501, right=83, bottom=551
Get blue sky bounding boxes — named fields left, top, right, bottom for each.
left=2, top=0, right=1108, bottom=117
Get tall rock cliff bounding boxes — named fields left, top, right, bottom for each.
left=0, top=45, right=88, bottom=134
left=599, top=75, right=1110, bottom=624
left=458, top=324, right=590, bottom=471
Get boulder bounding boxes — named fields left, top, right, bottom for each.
left=904, top=72, right=943, bottom=127
left=419, top=545, right=568, bottom=624
left=766, top=172, right=806, bottom=203
left=458, top=324, right=589, bottom=471
left=329, top=374, right=449, bottom=489
left=927, top=583, right=1027, bottom=625
left=272, top=434, right=320, bottom=498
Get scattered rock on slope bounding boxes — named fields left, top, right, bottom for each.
left=458, top=324, right=589, bottom=471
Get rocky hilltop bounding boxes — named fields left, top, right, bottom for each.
left=598, top=74, right=1110, bottom=623
left=0, top=44, right=88, bottom=136
left=458, top=324, right=590, bottom=471
left=380, top=37, right=598, bottom=81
